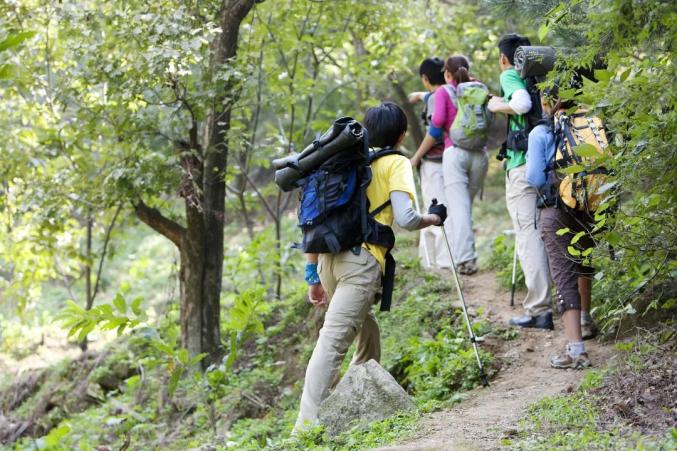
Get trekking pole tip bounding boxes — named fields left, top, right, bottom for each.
left=481, top=374, right=490, bottom=387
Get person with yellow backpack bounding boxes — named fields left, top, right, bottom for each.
left=526, top=82, right=606, bottom=369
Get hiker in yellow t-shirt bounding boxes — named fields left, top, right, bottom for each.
left=294, top=102, right=447, bottom=431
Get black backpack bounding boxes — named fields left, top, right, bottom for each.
left=277, top=118, right=402, bottom=311
left=502, top=76, right=546, bottom=153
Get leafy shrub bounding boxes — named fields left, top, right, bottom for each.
left=389, top=324, right=493, bottom=402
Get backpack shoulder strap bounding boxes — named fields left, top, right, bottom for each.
left=368, top=148, right=404, bottom=163
left=366, top=148, right=404, bottom=216
left=369, top=199, right=391, bottom=217
left=442, top=84, right=458, bottom=107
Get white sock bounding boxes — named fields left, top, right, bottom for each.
left=567, top=341, right=586, bottom=357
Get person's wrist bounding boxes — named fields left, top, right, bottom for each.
left=304, top=263, right=321, bottom=285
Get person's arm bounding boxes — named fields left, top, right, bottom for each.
left=305, top=253, right=326, bottom=307
left=488, top=89, right=532, bottom=115
left=411, top=88, right=448, bottom=167
left=525, top=126, right=550, bottom=189
left=410, top=134, right=439, bottom=168
left=390, top=191, right=441, bottom=230
left=408, top=91, right=427, bottom=103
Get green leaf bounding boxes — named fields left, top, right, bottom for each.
left=0, top=31, right=36, bottom=52
left=0, top=64, right=15, bottom=80
left=560, top=164, right=585, bottom=174
left=168, top=366, right=184, bottom=396
left=620, top=67, right=632, bottom=82
left=45, top=424, right=70, bottom=447
left=126, top=375, right=141, bottom=389
left=582, top=247, right=594, bottom=257
left=574, top=143, right=602, bottom=158
left=190, top=353, right=207, bottom=366
left=593, top=69, right=612, bottom=81
left=605, top=231, right=621, bottom=246
left=571, top=231, right=586, bottom=244
left=556, top=227, right=571, bottom=236
left=131, top=297, right=143, bottom=316
left=113, top=293, right=127, bottom=313
left=152, top=341, right=175, bottom=356
left=225, top=331, right=238, bottom=370
left=537, top=23, right=549, bottom=42
left=177, top=348, right=189, bottom=365
left=567, top=246, right=581, bottom=256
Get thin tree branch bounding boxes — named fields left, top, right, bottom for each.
left=92, top=203, right=123, bottom=301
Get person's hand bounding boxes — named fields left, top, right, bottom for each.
left=408, top=92, right=424, bottom=104
left=410, top=156, right=421, bottom=168
left=308, top=284, right=327, bottom=307
left=487, top=96, right=504, bottom=113
left=428, top=198, right=447, bottom=225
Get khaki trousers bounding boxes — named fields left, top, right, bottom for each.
left=294, top=248, right=382, bottom=431
left=505, top=165, right=552, bottom=316
left=442, top=147, right=489, bottom=265
left=418, top=160, right=452, bottom=268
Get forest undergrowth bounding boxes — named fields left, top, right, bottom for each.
left=2, top=164, right=675, bottom=450
left=1, top=233, right=500, bottom=450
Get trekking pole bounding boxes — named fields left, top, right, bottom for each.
left=510, top=239, right=517, bottom=307
left=435, top=199, right=489, bottom=387
left=503, top=229, right=517, bottom=307
left=413, top=171, right=432, bottom=268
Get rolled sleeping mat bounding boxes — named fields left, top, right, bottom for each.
left=272, top=116, right=355, bottom=170
left=514, top=46, right=556, bottom=78
left=274, top=118, right=364, bottom=192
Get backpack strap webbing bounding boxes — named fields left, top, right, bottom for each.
left=380, top=253, right=396, bottom=312
left=369, top=199, right=391, bottom=217
left=368, top=148, right=404, bottom=163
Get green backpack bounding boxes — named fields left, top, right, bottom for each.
left=444, top=81, right=491, bottom=151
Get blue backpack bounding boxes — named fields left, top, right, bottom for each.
left=298, top=142, right=401, bottom=256
left=289, top=119, right=401, bottom=310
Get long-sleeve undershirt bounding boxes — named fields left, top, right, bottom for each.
left=390, top=190, right=423, bottom=230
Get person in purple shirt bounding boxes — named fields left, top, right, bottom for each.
left=526, top=87, right=599, bottom=369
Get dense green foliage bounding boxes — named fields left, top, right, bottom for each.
left=487, top=0, right=677, bottom=331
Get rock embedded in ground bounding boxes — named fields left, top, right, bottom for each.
left=318, top=359, right=416, bottom=437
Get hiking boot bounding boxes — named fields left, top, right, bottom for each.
left=508, top=312, right=554, bottom=330
left=457, top=260, right=478, bottom=275
left=550, top=352, right=592, bottom=369
left=581, top=318, right=599, bottom=340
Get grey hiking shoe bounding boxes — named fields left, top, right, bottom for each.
left=458, top=259, right=478, bottom=275
left=550, top=352, right=592, bottom=369
left=581, top=319, right=599, bottom=340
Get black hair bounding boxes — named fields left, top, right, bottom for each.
left=498, top=33, right=531, bottom=65
left=363, top=102, right=408, bottom=149
left=418, top=57, right=446, bottom=86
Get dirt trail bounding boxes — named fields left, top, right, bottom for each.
left=377, top=270, right=617, bottom=451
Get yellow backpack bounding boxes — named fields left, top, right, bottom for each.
left=553, top=110, right=611, bottom=212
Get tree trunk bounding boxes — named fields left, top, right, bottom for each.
left=80, top=210, right=94, bottom=352
left=136, top=0, right=259, bottom=367
left=390, top=75, right=424, bottom=147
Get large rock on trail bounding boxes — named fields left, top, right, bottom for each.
left=318, top=359, right=416, bottom=436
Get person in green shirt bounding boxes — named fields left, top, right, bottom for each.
left=488, top=34, right=553, bottom=330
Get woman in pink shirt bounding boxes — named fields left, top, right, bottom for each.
left=436, top=56, right=489, bottom=275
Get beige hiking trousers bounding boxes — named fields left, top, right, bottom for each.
left=442, top=147, right=489, bottom=265
left=294, top=248, right=382, bottom=431
left=505, top=165, right=552, bottom=316
left=418, top=160, right=452, bottom=268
